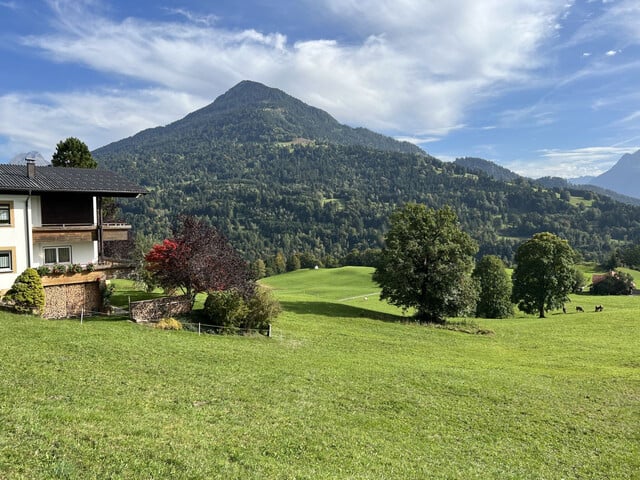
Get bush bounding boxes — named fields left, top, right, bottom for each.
left=204, top=286, right=281, bottom=333
left=245, top=287, right=281, bottom=330
left=101, top=282, right=115, bottom=309
left=204, top=289, right=249, bottom=330
left=155, top=317, right=183, bottom=330
left=36, top=265, right=51, bottom=276
left=5, top=268, right=45, bottom=315
left=51, top=264, right=66, bottom=275
left=67, top=263, right=83, bottom=274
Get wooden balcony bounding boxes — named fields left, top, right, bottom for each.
left=32, top=223, right=132, bottom=243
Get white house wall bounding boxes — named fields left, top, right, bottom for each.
left=0, top=193, right=99, bottom=292
left=32, top=241, right=98, bottom=267
left=30, top=196, right=42, bottom=227
left=0, top=194, right=29, bottom=291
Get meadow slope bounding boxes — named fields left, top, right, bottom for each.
left=0, top=267, right=638, bottom=479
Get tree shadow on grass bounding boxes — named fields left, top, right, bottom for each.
left=280, top=300, right=409, bottom=323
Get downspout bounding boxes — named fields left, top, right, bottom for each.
left=25, top=158, right=35, bottom=269
left=25, top=192, right=32, bottom=268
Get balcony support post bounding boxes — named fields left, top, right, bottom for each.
left=97, top=196, right=104, bottom=264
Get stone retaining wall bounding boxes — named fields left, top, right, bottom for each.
left=129, top=295, right=192, bottom=323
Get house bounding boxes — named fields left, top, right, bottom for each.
left=0, top=159, right=146, bottom=317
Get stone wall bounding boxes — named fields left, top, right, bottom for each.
left=129, top=295, right=192, bottom=323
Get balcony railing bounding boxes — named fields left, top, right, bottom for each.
left=32, top=223, right=132, bottom=243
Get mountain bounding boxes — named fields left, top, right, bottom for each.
left=98, top=80, right=424, bottom=156
left=453, top=156, right=640, bottom=206
left=568, top=175, right=596, bottom=185
left=93, top=81, right=640, bottom=265
left=453, top=157, right=520, bottom=182
left=9, top=151, right=50, bottom=166
left=589, top=150, right=640, bottom=199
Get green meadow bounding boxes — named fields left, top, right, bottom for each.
left=0, top=266, right=638, bottom=479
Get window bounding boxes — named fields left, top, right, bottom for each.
left=0, top=248, right=15, bottom=273
left=44, top=246, right=72, bottom=264
left=0, top=203, right=12, bottom=226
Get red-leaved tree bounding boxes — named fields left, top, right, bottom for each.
left=145, top=216, right=254, bottom=303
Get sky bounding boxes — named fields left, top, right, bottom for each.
left=1, top=0, right=639, bottom=178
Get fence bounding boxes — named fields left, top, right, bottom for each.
left=181, top=322, right=272, bottom=337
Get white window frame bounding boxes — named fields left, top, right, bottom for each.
left=43, top=246, right=72, bottom=264
left=0, top=202, right=13, bottom=226
left=0, top=248, right=15, bottom=273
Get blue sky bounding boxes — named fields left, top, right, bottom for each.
left=1, top=0, right=639, bottom=178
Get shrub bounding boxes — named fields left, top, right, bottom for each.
left=204, top=286, right=281, bottom=333
left=245, top=287, right=281, bottom=330
left=204, top=289, right=249, bottom=330
left=85, top=263, right=95, bottom=272
left=51, top=264, right=66, bottom=275
left=155, top=317, right=183, bottom=330
left=5, top=268, right=45, bottom=315
left=36, top=265, right=51, bottom=276
left=101, top=282, right=115, bottom=309
left=67, top=263, right=83, bottom=274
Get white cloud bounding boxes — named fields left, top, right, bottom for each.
left=0, top=89, right=205, bottom=161
left=14, top=0, right=569, bottom=142
left=507, top=146, right=640, bottom=178
left=605, top=49, right=619, bottom=56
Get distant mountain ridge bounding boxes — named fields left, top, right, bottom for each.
left=454, top=156, right=640, bottom=206
left=97, top=80, right=424, bottom=156
left=453, top=157, right=520, bottom=182
left=588, top=150, right=640, bottom=199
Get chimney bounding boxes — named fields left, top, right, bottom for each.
left=26, top=157, right=36, bottom=178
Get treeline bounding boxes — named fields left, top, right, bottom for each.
left=97, top=141, right=640, bottom=265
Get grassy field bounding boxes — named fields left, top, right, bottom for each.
left=0, top=266, right=638, bottom=479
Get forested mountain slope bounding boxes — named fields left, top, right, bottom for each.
left=93, top=81, right=640, bottom=264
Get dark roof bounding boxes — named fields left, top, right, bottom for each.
left=0, top=164, right=147, bottom=197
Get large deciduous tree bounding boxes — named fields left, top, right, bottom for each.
left=473, top=255, right=513, bottom=319
left=373, top=203, right=478, bottom=324
left=511, top=232, right=577, bottom=318
left=52, top=137, right=98, bottom=168
left=145, top=216, right=254, bottom=303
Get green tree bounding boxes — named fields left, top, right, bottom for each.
left=472, top=255, right=513, bottom=319
left=5, top=268, right=45, bottom=315
left=273, top=252, right=287, bottom=274
left=511, top=232, right=577, bottom=318
left=286, top=254, right=301, bottom=272
left=373, top=204, right=478, bottom=324
left=251, top=258, right=267, bottom=279
left=52, top=137, right=98, bottom=168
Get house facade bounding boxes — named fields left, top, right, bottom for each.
left=0, top=160, right=146, bottom=315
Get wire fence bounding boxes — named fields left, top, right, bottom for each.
left=60, top=306, right=272, bottom=337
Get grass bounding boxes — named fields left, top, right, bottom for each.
left=0, top=267, right=638, bottom=479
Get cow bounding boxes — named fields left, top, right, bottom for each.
left=595, top=305, right=603, bottom=312
left=576, top=306, right=584, bottom=312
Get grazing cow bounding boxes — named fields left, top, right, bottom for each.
left=562, top=305, right=567, bottom=314
left=576, top=306, right=584, bottom=312
left=595, top=305, right=603, bottom=312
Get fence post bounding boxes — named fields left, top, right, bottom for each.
left=81, top=307, right=84, bottom=325
left=198, top=323, right=201, bottom=335
left=268, top=323, right=271, bottom=338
